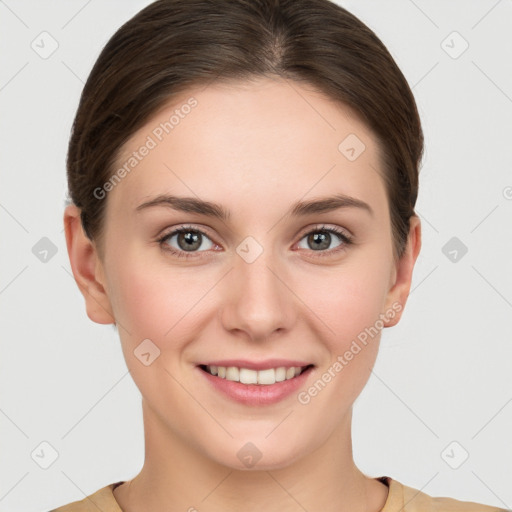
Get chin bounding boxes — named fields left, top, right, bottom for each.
left=209, top=437, right=308, bottom=472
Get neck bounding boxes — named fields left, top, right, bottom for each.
left=113, top=399, right=388, bottom=512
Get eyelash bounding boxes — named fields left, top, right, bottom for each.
left=156, top=224, right=353, bottom=260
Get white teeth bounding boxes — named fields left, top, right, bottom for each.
left=204, top=365, right=309, bottom=385
left=275, top=367, right=286, bottom=382
left=256, top=368, right=275, bottom=385
left=226, top=366, right=239, bottom=381
left=239, top=368, right=258, bottom=384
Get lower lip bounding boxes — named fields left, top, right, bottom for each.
left=197, top=365, right=314, bottom=406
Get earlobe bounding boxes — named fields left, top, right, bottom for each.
left=63, top=204, right=115, bottom=325
left=383, top=215, right=422, bottom=327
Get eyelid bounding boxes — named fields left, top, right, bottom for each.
left=157, top=223, right=352, bottom=242
left=157, top=223, right=353, bottom=258
left=295, top=223, right=352, bottom=241
left=157, top=224, right=218, bottom=249
left=293, top=223, right=354, bottom=257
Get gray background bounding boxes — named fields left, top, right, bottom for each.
left=1, top=0, right=511, bottom=510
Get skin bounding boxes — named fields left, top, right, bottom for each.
left=64, top=76, right=421, bottom=512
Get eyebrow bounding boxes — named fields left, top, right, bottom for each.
left=135, top=193, right=373, bottom=219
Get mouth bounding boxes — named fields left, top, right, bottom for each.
left=196, top=361, right=316, bottom=406
left=198, top=363, right=315, bottom=386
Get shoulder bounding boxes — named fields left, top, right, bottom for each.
left=382, top=476, right=509, bottom=512
left=48, top=482, right=124, bottom=512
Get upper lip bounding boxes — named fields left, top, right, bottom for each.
left=197, top=359, right=314, bottom=371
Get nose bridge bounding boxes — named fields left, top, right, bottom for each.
left=220, top=235, right=295, bottom=339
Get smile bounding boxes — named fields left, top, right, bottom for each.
left=199, top=364, right=313, bottom=386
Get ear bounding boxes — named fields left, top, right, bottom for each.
left=63, top=204, right=115, bottom=325
left=382, top=215, right=422, bottom=327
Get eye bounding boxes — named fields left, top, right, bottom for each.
left=157, top=225, right=216, bottom=259
left=157, top=223, right=353, bottom=260
left=296, top=225, right=353, bottom=256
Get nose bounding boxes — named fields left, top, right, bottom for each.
left=219, top=243, right=297, bottom=342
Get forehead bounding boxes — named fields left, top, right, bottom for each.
left=108, top=77, right=387, bottom=219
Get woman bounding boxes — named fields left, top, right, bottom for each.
left=53, top=0, right=507, bottom=510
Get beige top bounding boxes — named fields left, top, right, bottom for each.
left=49, top=476, right=509, bottom=511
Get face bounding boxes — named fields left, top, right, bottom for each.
left=85, top=77, right=417, bottom=470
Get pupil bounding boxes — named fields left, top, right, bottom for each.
left=179, top=231, right=200, bottom=251
left=310, top=232, right=330, bottom=250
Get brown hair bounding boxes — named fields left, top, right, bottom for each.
left=66, top=0, right=423, bottom=260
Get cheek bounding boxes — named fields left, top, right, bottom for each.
left=108, top=262, right=209, bottom=398
left=293, top=270, right=389, bottom=414
left=294, top=249, right=393, bottom=396
left=112, top=263, right=209, bottom=340
left=303, top=257, right=391, bottom=342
